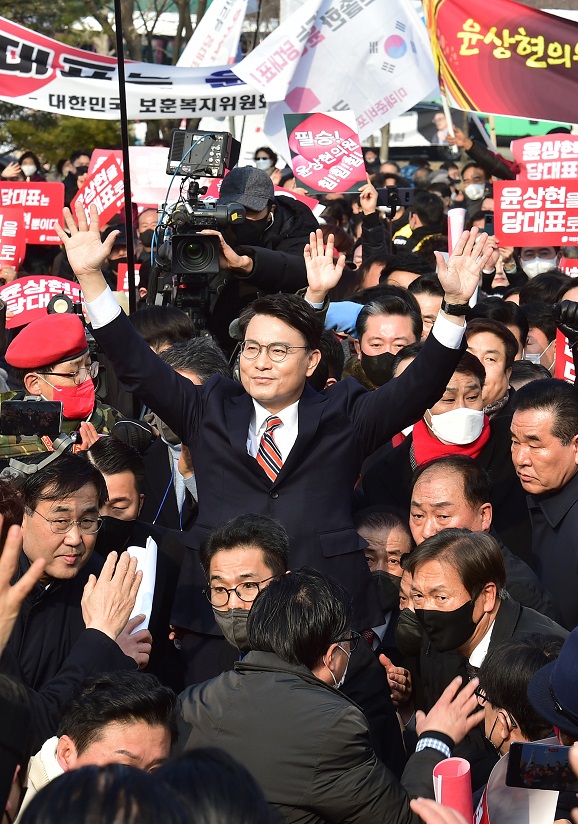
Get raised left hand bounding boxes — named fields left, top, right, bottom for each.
left=379, top=654, right=413, bottom=707
left=78, top=421, right=101, bottom=451
left=416, top=676, right=484, bottom=746
left=199, top=229, right=253, bottom=275
left=0, top=521, right=45, bottom=652
left=304, top=228, right=345, bottom=303
left=435, top=227, right=494, bottom=304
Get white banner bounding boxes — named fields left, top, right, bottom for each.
left=233, top=0, right=438, bottom=141
left=177, top=0, right=247, bottom=67
left=0, top=16, right=264, bottom=120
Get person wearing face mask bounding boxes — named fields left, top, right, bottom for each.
left=253, top=146, right=278, bottom=177
left=405, top=529, right=566, bottom=789
left=17, top=152, right=45, bottom=182
left=362, top=352, right=533, bottom=565
left=1, top=313, right=123, bottom=463
left=346, top=296, right=421, bottom=390
left=518, top=245, right=560, bottom=279
left=178, top=566, right=486, bottom=824
left=519, top=303, right=557, bottom=373
left=200, top=513, right=407, bottom=775
left=87, top=435, right=187, bottom=692
left=460, top=162, right=493, bottom=218
left=136, top=209, right=158, bottom=264
left=200, top=165, right=319, bottom=351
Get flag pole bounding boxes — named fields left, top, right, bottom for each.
left=113, top=0, right=137, bottom=315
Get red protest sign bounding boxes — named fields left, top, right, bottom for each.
left=89, top=147, right=169, bottom=208
left=72, top=156, right=125, bottom=226
left=0, top=208, right=26, bottom=267
left=511, top=135, right=578, bottom=180
left=116, top=263, right=141, bottom=294
left=0, top=182, right=64, bottom=244
left=554, top=328, right=575, bottom=384
left=559, top=257, right=578, bottom=277
left=284, top=111, right=366, bottom=195
left=0, top=275, right=82, bottom=329
left=494, top=179, right=578, bottom=246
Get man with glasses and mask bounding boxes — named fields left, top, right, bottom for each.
left=2, top=313, right=122, bottom=462
left=7, top=453, right=150, bottom=697
left=178, top=567, right=486, bottom=824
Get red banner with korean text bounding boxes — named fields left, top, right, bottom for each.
left=511, top=135, right=578, bottom=181
left=0, top=183, right=64, bottom=244
left=554, top=329, right=575, bottom=384
left=493, top=179, right=578, bottom=246
left=559, top=258, right=578, bottom=277
left=284, top=111, right=366, bottom=195
left=0, top=275, right=82, bottom=329
left=116, top=263, right=141, bottom=295
left=0, top=208, right=26, bottom=267
left=71, top=156, right=125, bottom=226
left=423, top=0, right=578, bottom=121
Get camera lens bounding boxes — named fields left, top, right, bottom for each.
left=176, top=238, right=215, bottom=271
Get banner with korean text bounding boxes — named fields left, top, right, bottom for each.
left=423, top=0, right=578, bottom=121
left=234, top=0, right=438, bottom=141
left=510, top=135, right=578, bottom=181
left=0, top=183, right=63, bottom=245
left=0, top=275, right=82, bottom=329
left=177, top=0, right=247, bottom=67
left=494, top=180, right=578, bottom=247
left=284, top=111, right=366, bottom=194
left=0, top=16, right=264, bottom=120
left=0, top=209, right=26, bottom=268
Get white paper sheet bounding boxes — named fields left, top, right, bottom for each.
left=127, top=536, right=158, bottom=633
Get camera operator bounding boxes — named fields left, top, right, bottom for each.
left=1, top=314, right=123, bottom=463
left=201, top=166, right=319, bottom=348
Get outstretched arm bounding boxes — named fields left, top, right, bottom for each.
left=304, top=228, right=345, bottom=304
left=55, top=202, right=119, bottom=302
left=435, top=227, right=494, bottom=325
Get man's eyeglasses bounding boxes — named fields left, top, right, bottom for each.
left=335, top=631, right=361, bottom=653
left=474, top=686, right=518, bottom=728
left=36, top=361, right=99, bottom=386
left=204, top=575, right=280, bottom=608
left=33, top=509, right=103, bottom=534
left=240, top=340, right=309, bottom=363
left=549, top=683, right=578, bottom=728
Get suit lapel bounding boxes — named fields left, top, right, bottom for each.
left=273, top=384, right=327, bottom=484
left=224, top=392, right=268, bottom=482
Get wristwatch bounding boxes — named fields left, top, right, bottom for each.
left=441, top=299, right=470, bottom=316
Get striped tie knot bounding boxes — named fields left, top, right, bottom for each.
left=256, top=415, right=283, bottom=482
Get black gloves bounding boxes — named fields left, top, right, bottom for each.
left=553, top=301, right=578, bottom=347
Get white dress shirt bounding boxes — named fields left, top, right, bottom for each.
left=247, top=399, right=299, bottom=461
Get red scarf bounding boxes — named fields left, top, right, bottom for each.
left=412, top=416, right=491, bottom=466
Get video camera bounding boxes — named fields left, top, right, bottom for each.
left=149, top=130, right=245, bottom=334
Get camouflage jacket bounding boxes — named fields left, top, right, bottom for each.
left=0, top=391, right=122, bottom=462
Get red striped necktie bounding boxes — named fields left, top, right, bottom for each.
left=256, top=416, right=283, bottom=482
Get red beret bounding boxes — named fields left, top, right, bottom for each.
left=6, top=313, right=88, bottom=369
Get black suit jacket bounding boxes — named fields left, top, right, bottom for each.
left=361, top=415, right=533, bottom=564
left=93, top=309, right=465, bottom=629
left=140, top=437, right=198, bottom=532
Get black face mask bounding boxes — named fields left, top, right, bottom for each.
left=139, top=229, right=154, bottom=248
left=108, top=256, right=128, bottom=275
left=94, top=515, right=135, bottom=556
left=231, top=213, right=271, bottom=246
left=395, top=608, right=424, bottom=657
left=360, top=351, right=396, bottom=386
left=372, top=570, right=401, bottom=614
left=415, top=600, right=478, bottom=653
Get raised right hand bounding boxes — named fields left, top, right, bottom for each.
left=554, top=300, right=578, bottom=346
left=81, top=551, right=142, bottom=641
left=416, top=676, right=484, bottom=746
left=55, top=202, right=117, bottom=289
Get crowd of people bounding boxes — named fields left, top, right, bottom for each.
left=1, top=130, right=578, bottom=824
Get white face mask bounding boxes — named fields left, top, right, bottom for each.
left=324, top=644, right=350, bottom=690
left=525, top=340, right=554, bottom=369
left=427, top=406, right=485, bottom=445
left=21, top=163, right=37, bottom=177
left=255, top=158, right=273, bottom=171
left=464, top=182, right=485, bottom=200
left=521, top=257, right=558, bottom=278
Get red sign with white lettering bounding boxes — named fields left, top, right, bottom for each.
left=0, top=208, right=26, bottom=266
left=0, top=275, right=82, bottom=329
left=72, top=156, right=125, bottom=226
left=116, top=263, right=141, bottom=294
left=0, top=182, right=64, bottom=244
left=494, top=179, right=578, bottom=246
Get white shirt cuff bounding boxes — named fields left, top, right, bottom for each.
left=85, top=286, right=122, bottom=329
left=431, top=310, right=465, bottom=349
left=306, top=299, right=324, bottom=309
